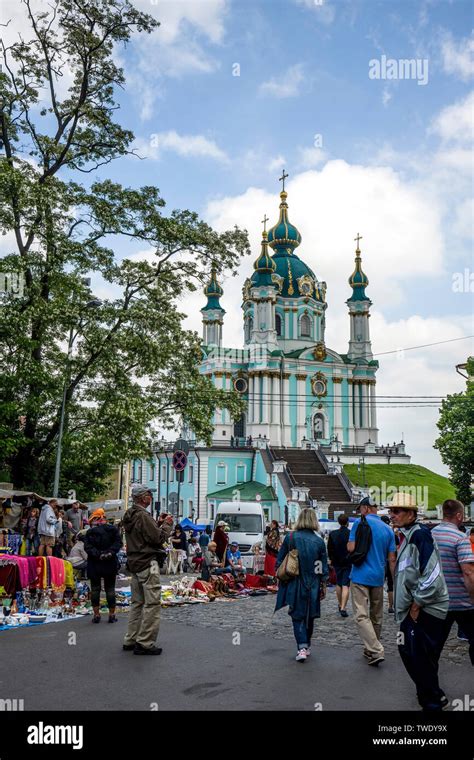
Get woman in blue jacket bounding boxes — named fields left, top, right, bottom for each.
left=275, top=508, right=328, bottom=662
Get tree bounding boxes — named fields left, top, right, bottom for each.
left=434, top=357, right=474, bottom=505
left=0, top=0, right=249, bottom=498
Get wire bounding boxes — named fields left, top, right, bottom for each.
left=373, top=335, right=474, bottom=356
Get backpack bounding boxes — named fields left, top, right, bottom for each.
left=349, top=514, right=372, bottom=566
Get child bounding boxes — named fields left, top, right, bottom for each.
left=25, top=508, right=40, bottom=556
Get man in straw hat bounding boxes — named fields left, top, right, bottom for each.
left=390, top=491, right=449, bottom=711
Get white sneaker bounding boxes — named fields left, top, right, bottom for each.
left=296, top=648, right=308, bottom=662
left=306, top=647, right=311, bottom=657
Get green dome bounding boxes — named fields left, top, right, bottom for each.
left=348, top=246, right=370, bottom=301
left=267, top=191, right=302, bottom=252
left=202, top=266, right=225, bottom=311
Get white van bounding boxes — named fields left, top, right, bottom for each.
left=214, top=501, right=265, bottom=569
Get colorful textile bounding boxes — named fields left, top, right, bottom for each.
left=0, top=562, right=21, bottom=596
left=25, top=557, right=39, bottom=586
left=2, top=556, right=29, bottom=589
left=63, top=560, right=74, bottom=589
left=432, top=522, right=474, bottom=610
left=34, top=556, right=47, bottom=589
left=47, top=556, right=66, bottom=591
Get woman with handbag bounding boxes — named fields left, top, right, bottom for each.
left=274, top=508, right=328, bottom=662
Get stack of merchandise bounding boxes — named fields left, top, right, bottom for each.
left=0, top=556, right=89, bottom=630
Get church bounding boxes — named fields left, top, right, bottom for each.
left=201, top=173, right=379, bottom=448
left=130, top=174, right=409, bottom=524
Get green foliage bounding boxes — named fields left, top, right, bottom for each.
left=0, top=1, right=250, bottom=499
left=434, top=359, right=474, bottom=505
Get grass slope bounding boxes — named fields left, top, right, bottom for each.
left=343, top=464, right=456, bottom=509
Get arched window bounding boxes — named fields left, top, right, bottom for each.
left=313, top=413, right=325, bottom=440
left=300, top=313, right=311, bottom=337
left=245, top=316, right=253, bottom=342
left=275, top=313, right=282, bottom=336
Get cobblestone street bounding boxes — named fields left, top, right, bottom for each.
left=160, top=576, right=468, bottom=666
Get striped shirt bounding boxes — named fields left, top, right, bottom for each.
left=432, top=523, right=474, bottom=610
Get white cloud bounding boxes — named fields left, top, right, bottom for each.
left=259, top=64, right=306, bottom=99
left=267, top=155, right=287, bottom=173
left=134, top=131, right=229, bottom=162
left=454, top=198, right=474, bottom=239
left=429, top=91, right=474, bottom=144
left=297, top=147, right=327, bottom=169
left=125, top=0, right=228, bottom=120
left=441, top=32, right=474, bottom=81
left=293, top=0, right=336, bottom=26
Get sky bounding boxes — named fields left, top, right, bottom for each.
left=2, top=0, right=473, bottom=475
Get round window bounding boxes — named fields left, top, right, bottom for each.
left=234, top=377, right=248, bottom=394
left=314, top=380, right=326, bottom=396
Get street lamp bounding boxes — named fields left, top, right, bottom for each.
left=53, top=298, right=103, bottom=497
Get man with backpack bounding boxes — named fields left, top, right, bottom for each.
left=347, top=496, right=397, bottom=666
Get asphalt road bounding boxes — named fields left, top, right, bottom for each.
left=1, top=606, right=472, bottom=711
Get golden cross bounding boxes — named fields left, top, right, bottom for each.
left=354, top=233, right=363, bottom=249
left=279, top=169, right=289, bottom=191
left=261, top=213, right=269, bottom=232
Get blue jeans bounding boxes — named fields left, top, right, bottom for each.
left=292, top=617, right=315, bottom=649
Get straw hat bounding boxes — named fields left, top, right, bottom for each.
left=389, top=492, right=418, bottom=510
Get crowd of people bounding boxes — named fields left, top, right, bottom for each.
left=274, top=495, right=474, bottom=713
left=2, top=483, right=473, bottom=711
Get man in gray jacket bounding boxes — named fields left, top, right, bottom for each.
left=390, top=492, right=449, bottom=711
left=122, top=485, right=173, bottom=655
left=38, top=500, right=59, bottom=557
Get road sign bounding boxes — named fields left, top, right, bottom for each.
left=168, top=492, right=178, bottom=516
left=172, top=450, right=188, bottom=472
left=173, top=438, right=189, bottom=455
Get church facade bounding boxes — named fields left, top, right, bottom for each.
left=130, top=178, right=409, bottom=523
left=201, top=180, right=379, bottom=448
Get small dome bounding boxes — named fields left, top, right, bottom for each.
left=267, top=191, right=302, bottom=252
left=348, top=244, right=369, bottom=301
left=202, top=266, right=225, bottom=311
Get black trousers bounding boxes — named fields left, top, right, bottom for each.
left=89, top=574, right=116, bottom=609
left=398, top=609, right=447, bottom=710
left=437, top=609, right=474, bottom=665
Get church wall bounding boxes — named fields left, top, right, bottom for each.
left=289, top=373, right=298, bottom=446
left=207, top=453, right=254, bottom=497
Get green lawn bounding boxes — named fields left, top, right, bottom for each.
left=343, top=464, right=456, bottom=509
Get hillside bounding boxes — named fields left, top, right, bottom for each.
left=342, top=464, right=456, bottom=510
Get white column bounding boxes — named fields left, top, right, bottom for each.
left=348, top=381, right=354, bottom=428
left=333, top=379, right=342, bottom=434
left=283, top=375, right=290, bottom=426
left=253, top=373, right=260, bottom=424
left=370, top=381, right=377, bottom=433
left=361, top=381, right=369, bottom=429
left=272, top=375, right=280, bottom=424
left=262, top=374, right=269, bottom=424
left=247, top=375, right=254, bottom=423
left=284, top=309, right=290, bottom=338
left=293, top=310, right=298, bottom=339
left=297, top=376, right=306, bottom=439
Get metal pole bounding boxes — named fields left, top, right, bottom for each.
left=53, top=327, right=74, bottom=497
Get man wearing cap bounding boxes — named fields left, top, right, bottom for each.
left=122, top=485, right=173, bottom=655
left=390, top=492, right=449, bottom=711
left=347, top=496, right=397, bottom=666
